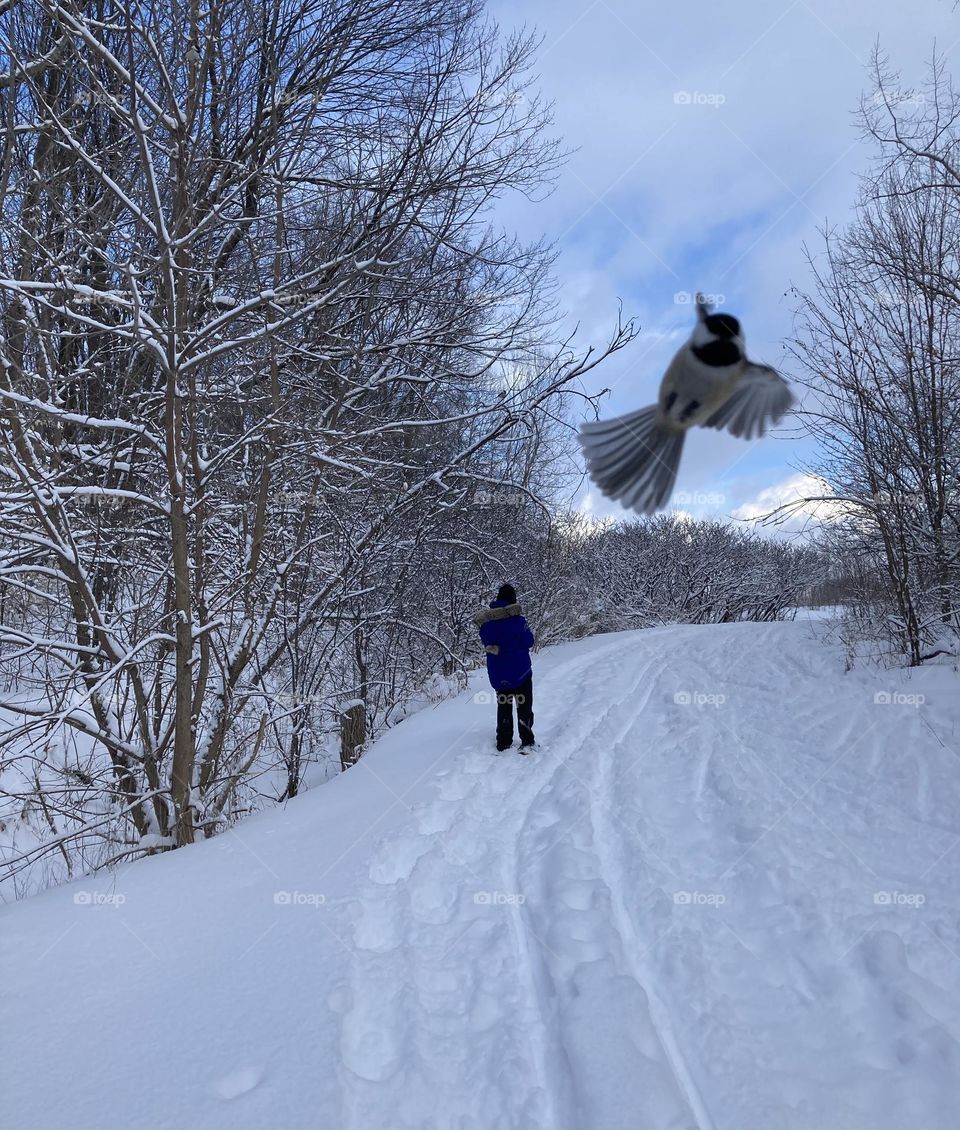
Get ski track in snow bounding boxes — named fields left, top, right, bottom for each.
left=335, top=637, right=670, bottom=1129
left=5, top=621, right=960, bottom=1130
left=333, top=621, right=960, bottom=1130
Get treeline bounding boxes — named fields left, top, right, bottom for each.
left=511, top=512, right=825, bottom=643
left=788, top=49, right=960, bottom=665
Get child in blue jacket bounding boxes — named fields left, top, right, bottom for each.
left=474, top=583, right=536, bottom=753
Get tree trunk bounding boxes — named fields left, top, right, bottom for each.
left=340, top=703, right=366, bottom=772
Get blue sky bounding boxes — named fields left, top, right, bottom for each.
left=489, top=0, right=958, bottom=525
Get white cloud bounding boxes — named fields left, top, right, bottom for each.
left=732, top=471, right=845, bottom=532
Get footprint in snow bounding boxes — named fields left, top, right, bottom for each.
left=215, top=1066, right=263, bottom=1100
left=436, top=774, right=477, bottom=802
left=340, top=1000, right=404, bottom=1081
left=412, top=799, right=458, bottom=835
left=368, top=834, right=433, bottom=884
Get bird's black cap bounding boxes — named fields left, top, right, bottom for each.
left=705, top=312, right=741, bottom=339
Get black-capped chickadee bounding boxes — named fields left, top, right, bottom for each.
left=579, top=293, right=795, bottom=514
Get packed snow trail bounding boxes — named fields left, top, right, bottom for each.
left=3, top=621, right=960, bottom=1130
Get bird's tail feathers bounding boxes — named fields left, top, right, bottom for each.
left=580, top=405, right=685, bottom=515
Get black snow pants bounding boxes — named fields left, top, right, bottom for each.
left=495, top=675, right=535, bottom=751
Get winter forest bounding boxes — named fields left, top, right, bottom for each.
left=2, top=1, right=960, bottom=1128
left=0, top=0, right=835, bottom=893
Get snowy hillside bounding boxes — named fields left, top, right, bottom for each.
left=3, top=621, right=959, bottom=1130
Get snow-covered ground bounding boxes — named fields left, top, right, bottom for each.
left=3, top=621, right=959, bottom=1130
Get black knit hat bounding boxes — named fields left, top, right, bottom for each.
left=496, top=583, right=517, bottom=604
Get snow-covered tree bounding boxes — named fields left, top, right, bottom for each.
left=786, top=50, right=960, bottom=664
left=0, top=0, right=633, bottom=889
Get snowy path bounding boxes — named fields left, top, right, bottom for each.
left=4, top=622, right=960, bottom=1130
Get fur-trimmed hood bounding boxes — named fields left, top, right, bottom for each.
left=473, top=602, right=523, bottom=627
left=475, top=601, right=534, bottom=690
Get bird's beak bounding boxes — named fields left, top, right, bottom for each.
left=695, top=292, right=712, bottom=321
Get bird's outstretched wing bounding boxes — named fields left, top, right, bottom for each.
left=704, top=363, right=794, bottom=440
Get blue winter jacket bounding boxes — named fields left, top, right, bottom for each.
left=476, top=600, right=534, bottom=691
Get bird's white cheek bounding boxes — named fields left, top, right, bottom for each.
left=691, top=322, right=712, bottom=348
